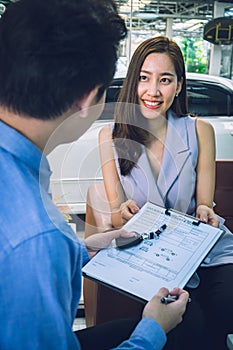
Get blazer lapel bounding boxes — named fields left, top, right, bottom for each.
left=157, top=112, right=191, bottom=200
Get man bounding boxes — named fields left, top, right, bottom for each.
left=0, top=0, right=189, bottom=349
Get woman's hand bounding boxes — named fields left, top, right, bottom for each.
left=120, top=199, right=139, bottom=224
left=196, top=204, right=219, bottom=227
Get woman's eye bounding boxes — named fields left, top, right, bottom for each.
left=161, top=77, right=171, bottom=84
left=139, top=75, right=148, bottom=81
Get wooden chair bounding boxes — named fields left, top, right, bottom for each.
left=214, top=160, right=233, bottom=231
left=83, top=183, right=144, bottom=327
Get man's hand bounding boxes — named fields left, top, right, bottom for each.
left=120, top=199, right=139, bottom=224
left=84, top=229, right=135, bottom=259
left=142, top=287, right=190, bottom=334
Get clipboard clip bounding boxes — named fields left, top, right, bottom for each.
left=165, top=208, right=203, bottom=226
left=192, top=219, right=201, bottom=226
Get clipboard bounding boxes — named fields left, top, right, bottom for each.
left=82, top=202, right=224, bottom=302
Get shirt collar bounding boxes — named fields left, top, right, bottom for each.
left=0, top=120, right=51, bottom=191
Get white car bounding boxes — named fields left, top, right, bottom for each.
left=47, top=73, right=233, bottom=215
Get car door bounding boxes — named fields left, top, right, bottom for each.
left=187, top=78, right=233, bottom=160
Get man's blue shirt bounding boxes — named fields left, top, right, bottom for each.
left=0, top=120, right=166, bottom=349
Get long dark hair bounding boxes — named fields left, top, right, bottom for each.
left=113, top=36, right=188, bottom=176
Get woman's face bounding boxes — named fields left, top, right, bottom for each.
left=137, top=52, right=182, bottom=120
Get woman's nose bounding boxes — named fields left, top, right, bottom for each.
left=147, top=82, right=160, bottom=96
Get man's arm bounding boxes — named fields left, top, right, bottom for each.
left=1, top=231, right=81, bottom=349
left=84, top=230, right=189, bottom=349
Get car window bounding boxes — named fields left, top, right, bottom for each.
left=99, top=77, right=233, bottom=120
left=187, top=80, right=231, bottom=117
left=99, top=79, right=123, bottom=120
left=106, top=79, right=123, bottom=103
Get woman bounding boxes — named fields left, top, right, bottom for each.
left=99, top=36, right=233, bottom=349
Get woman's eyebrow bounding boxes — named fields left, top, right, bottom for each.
left=140, top=70, right=175, bottom=77
left=159, top=72, right=176, bottom=77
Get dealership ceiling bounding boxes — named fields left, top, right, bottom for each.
left=0, top=0, right=232, bottom=37
left=113, top=0, right=233, bottom=36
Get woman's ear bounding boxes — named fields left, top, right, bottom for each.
left=176, top=77, right=183, bottom=96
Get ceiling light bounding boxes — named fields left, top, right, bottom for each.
left=133, top=11, right=158, bottom=20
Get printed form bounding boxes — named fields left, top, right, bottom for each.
left=82, top=202, right=223, bottom=301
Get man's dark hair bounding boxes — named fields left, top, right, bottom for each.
left=0, top=0, right=127, bottom=119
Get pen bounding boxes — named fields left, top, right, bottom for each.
left=154, top=224, right=167, bottom=237
left=160, top=296, right=192, bottom=304
left=143, top=224, right=167, bottom=240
